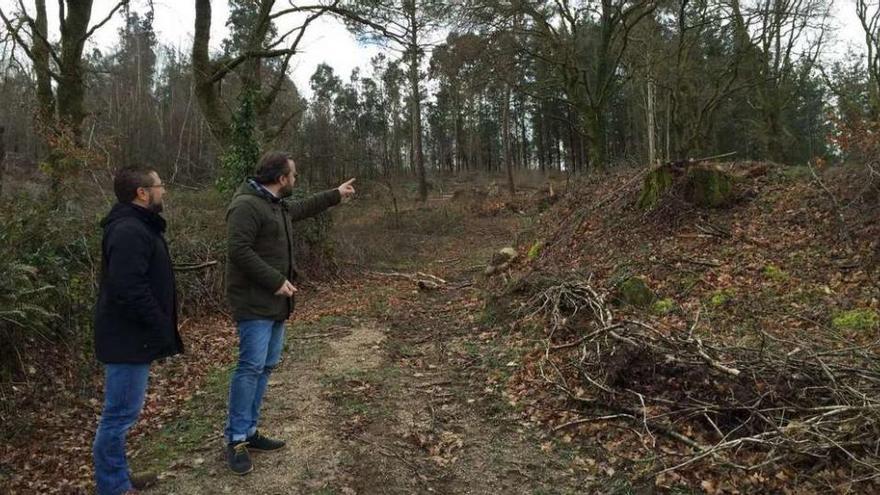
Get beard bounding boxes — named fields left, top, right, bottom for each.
left=278, top=183, right=294, bottom=198
left=147, top=194, right=164, bottom=213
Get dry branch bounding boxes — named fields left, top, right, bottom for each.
left=372, top=270, right=449, bottom=291
left=173, top=260, right=218, bottom=272
left=518, top=277, right=880, bottom=480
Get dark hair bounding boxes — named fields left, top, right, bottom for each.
left=113, top=166, right=156, bottom=203
left=254, top=151, right=293, bottom=185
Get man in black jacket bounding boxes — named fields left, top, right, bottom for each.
left=92, top=167, right=183, bottom=495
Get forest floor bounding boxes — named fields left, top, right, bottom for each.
left=2, top=164, right=879, bottom=494
left=147, top=195, right=608, bottom=495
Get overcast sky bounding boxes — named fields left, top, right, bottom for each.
left=3, top=0, right=383, bottom=97
left=1, top=0, right=872, bottom=97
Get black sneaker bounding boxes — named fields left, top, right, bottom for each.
left=246, top=430, right=286, bottom=452
left=226, top=441, right=253, bottom=475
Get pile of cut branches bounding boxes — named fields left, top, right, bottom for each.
left=519, top=279, right=880, bottom=482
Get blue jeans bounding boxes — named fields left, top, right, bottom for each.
left=225, top=319, right=286, bottom=442
left=93, top=363, right=150, bottom=495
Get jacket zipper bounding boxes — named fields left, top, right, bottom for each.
left=280, top=206, right=293, bottom=315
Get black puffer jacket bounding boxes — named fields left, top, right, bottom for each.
left=94, top=203, right=183, bottom=363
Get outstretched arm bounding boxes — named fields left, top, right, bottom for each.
left=286, top=178, right=356, bottom=221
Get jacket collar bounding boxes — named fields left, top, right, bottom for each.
left=100, top=202, right=167, bottom=234
left=246, top=178, right=282, bottom=204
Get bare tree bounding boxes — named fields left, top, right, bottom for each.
left=0, top=0, right=128, bottom=197
left=192, top=0, right=327, bottom=146
left=729, top=0, right=830, bottom=160
left=515, top=0, right=657, bottom=169
left=857, top=0, right=880, bottom=116
left=331, top=0, right=452, bottom=201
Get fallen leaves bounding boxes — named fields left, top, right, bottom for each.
left=0, top=317, right=237, bottom=494
left=497, top=164, right=880, bottom=493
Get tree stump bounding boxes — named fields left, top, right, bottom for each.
left=638, top=161, right=735, bottom=210
left=637, top=165, right=674, bottom=209
left=684, top=164, right=735, bottom=208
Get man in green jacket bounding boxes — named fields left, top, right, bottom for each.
left=224, top=151, right=355, bottom=475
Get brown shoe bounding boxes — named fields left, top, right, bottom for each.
left=130, top=470, right=158, bottom=491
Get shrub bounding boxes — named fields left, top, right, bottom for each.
left=0, top=196, right=98, bottom=377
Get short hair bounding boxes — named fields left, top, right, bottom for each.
left=254, top=151, right=293, bottom=185
left=113, top=166, right=156, bottom=203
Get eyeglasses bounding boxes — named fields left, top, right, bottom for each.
left=142, top=183, right=166, bottom=189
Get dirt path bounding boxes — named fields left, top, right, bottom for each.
left=156, top=209, right=597, bottom=495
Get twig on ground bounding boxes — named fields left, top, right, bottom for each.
left=519, top=277, right=880, bottom=479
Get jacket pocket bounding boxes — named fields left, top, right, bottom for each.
left=248, top=284, right=280, bottom=315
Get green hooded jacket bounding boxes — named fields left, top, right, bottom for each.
left=225, top=180, right=341, bottom=321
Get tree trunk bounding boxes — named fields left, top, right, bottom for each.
left=584, top=110, right=607, bottom=169
left=519, top=98, right=528, bottom=171
left=33, top=1, right=54, bottom=129
left=246, top=1, right=273, bottom=135
left=502, top=87, right=515, bottom=195
left=193, top=0, right=231, bottom=144
left=0, top=126, right=6, bottom=198
left=56, top=1, right=92, bottom=138
left=407, top=2, right=427, bottom=201
left=453, top=91, right=463, bottom=172
left=536, top=111, right=546, bottom=173
left=28, top=1, right=97, bottom=202
left=665, top=89, right=670, bottom=161
left=409, top=55, right=426, bottom=199
left=647, top=78, right=656, bottom=166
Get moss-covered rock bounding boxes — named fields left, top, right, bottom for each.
left=685, top=165, right=734, bottom=208
left=617, top=277, right=656, bottom=308
left=652, top=298, right=676, bottom=315
left=832, top=309, right=880, bottom=332
left=637, top=166, right=674, bottom=210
